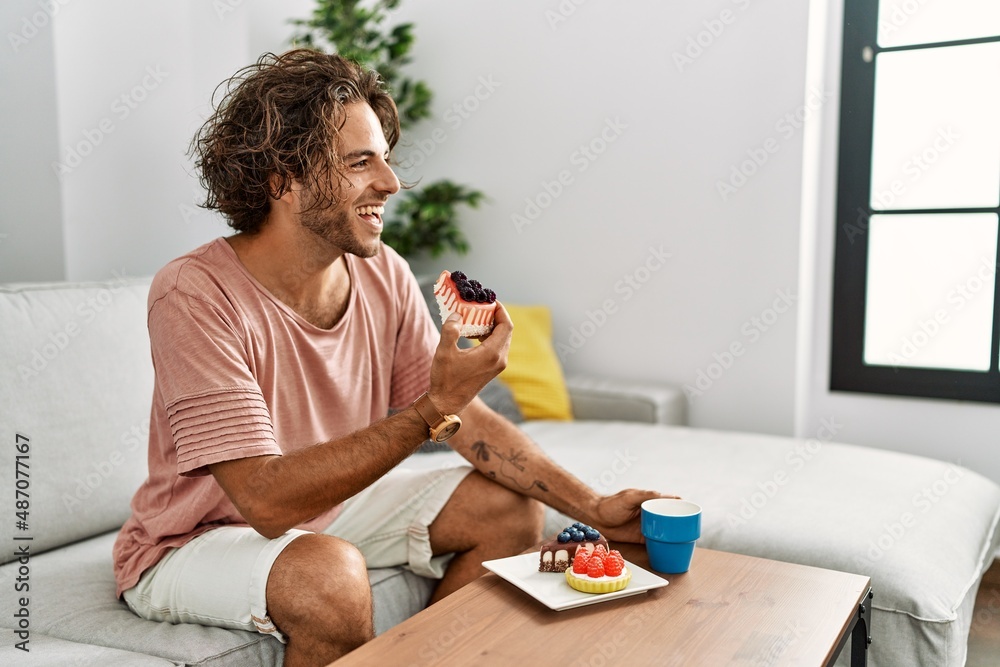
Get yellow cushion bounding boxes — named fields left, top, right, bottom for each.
left=498, top=304, right=573, bottom=421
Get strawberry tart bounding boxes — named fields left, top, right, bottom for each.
left=432, top=270, right=497, bottom=337
left=564, top=545, right=631, bottom=594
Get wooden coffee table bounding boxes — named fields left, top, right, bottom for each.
left=332, top=544, right=873, bottom=666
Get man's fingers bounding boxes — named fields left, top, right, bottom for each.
left=492, top=301, right=512, bottom=328
left=438, top=313, right=463, bottom=349
left=476, top=302, right=513, bottom=350
left=624, top=488, right=667, bottom=502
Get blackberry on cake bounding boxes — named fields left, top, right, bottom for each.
left=432, top=270, right=498, bottom=337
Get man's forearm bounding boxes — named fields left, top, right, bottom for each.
left=449, top=398, right=601, bottom=526
left=211, top=407, right=429, bottom=538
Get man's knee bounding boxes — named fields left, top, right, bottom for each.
left=475, top=475, right=545, bottom=540
left=508, top=493, right=545, bottom=541
left=267, top=534, right=373, bottom=646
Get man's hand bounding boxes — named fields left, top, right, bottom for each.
left=428, top=301, right=513, bottom=416
left=588, top=489, right=681, bottom=544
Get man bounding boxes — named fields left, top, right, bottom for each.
left=113, top=49, right=668, bottom=666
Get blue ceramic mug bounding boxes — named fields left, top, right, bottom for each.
left=641, top=498, right=702, bottom=574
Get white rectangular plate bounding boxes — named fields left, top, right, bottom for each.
left=482, top=552, right=668, bottom=611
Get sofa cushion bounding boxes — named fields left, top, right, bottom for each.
left=0, top=278, right=155, bottom=563
left=400, top=420, right=1000, bottom=667
left=498, top=304, right=572, bottom=421
left=0, top=530, right=435, bottom=666
left=0, top=633, right=177, bottom=666
left=565, top=373, right=687, bottom=425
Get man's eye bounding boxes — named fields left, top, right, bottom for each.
left=352, top=160, right=368, bottom=169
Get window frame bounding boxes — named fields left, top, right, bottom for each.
left=830, top=0, right=1000, bottom=403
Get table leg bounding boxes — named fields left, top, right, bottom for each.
left=850, top=588, right=873, bottom=667
left=827, top=587, right=873, bottom=667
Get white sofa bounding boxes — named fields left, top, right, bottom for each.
left=1, top=277, right=999, bottom=666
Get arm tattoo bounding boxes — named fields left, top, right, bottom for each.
left=471, top=440, right=549, bottom=493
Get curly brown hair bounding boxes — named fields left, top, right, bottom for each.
left=190, top=48, right=400, bottom=234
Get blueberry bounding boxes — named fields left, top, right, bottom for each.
left=557, top=531, right=571, bottom=543
left=572, top=522, right=585, bottom=530
left=585, top=529, right=600, bottom=541
left=571, top=530, right=585, bottom=542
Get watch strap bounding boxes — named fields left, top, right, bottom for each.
left=412, top=392, right=462, bottom=442
left=412, top=392, right=445, bottom=430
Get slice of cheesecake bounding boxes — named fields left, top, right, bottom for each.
left=433, top=270, right=497, bottom=337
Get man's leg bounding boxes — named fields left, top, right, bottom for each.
left=427, top=470, right=545, bottom=601
left=122, top=526, right=374, bottom=667
left=266, top=533, right=374, bottom=666
left=322, top=465, right=544, bottom=605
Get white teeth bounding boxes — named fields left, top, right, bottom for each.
left=356, top=205, right=384, bottom=216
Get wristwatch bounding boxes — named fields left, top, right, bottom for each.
left=412, top=392, right=462, bottom=442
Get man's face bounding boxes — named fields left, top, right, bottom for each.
left=298, top=102, right=400, bottom=258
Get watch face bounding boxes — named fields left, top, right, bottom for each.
left=434, top=420, right=462, bottom=442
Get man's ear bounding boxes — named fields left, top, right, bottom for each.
left=269, top=174, right=302, bottom=205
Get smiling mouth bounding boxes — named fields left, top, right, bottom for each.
left=355, top=204, right=385, bottom=219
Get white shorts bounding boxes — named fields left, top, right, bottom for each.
left=122, top=464, right=473, bottom=642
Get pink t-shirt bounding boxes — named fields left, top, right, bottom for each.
left=112, top=238, right=437, bottom=596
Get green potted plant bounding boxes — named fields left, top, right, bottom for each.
left=291, top=0, right=484, bottom=270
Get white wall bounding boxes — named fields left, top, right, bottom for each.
left=4, top=0, right=996, bottom=483
left=0, top=0, right=313, bottom=284
left=0, top=0, right=66, bottom=281
left=798, top=0, right=1000, bottom=484
left=392, top=0, right=811, bottom=437
left=2, top=0, right=810, bottom=438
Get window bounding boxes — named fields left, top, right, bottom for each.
left=831, top=0, right=1000, bottom=402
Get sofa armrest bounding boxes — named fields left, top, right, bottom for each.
left=564, top=374, right=687, bottom=426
